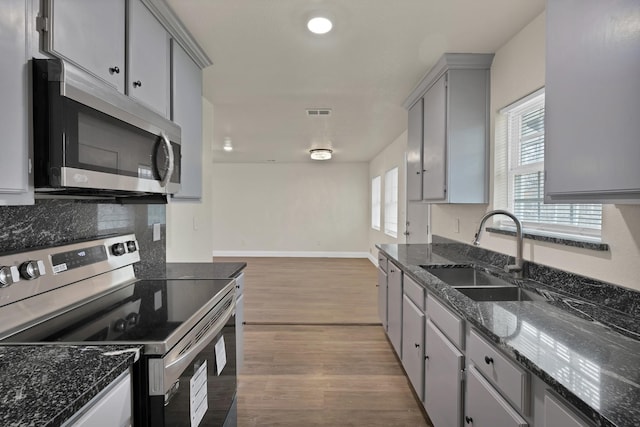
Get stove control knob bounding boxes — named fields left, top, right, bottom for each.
left=111, top=243, right=126, bottom=256
left=126, top=241, right=137, bottom=253
left=114, top=318, right=127, bottom=332
left=126, top=312, right=139, bottom=326
left=0, top=266, right=19, bottom=288
left=19, top=260, right=45, bottom=280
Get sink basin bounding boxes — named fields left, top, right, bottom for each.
left=455, top=286, right=547, bottom=302
left=421, top=266, right=514, bottom=287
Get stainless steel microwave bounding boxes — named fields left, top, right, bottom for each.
left=32, top=59, right=181, bottom=199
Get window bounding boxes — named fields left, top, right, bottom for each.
left=371, top=176, right=381, bottom=230
left=498, top=89, right=602, bottom=236
left=384, top=167, right=398, bottom=237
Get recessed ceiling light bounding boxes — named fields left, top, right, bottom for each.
left=310, top=148, right=333, bottom=160
left=307, top=17, right=332, bottom=34
left=223, top=137, right=233, bottom=152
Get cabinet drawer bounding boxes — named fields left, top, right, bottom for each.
left=468, top=329, right=530, bottom=415
left=403, top=275, right=425, bottom=311
left=426, top=295, right=464, bottom=350
left=378, top=254, right=388, bottom=273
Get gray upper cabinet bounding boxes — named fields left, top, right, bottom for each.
left=545, top=0, right=640, bottom=204
left=43, top=0, right=126, bottom=93
left=127, top=0, right=170, bottom=118
left=404, top=53, right=493, bottom=203
left=0, top=0, right=33, bottom=205
left=171, top=40, right=203, bottom=200
left=406, top=99, right=423, bottom=201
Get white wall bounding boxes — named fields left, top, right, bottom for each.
left=368, top=131, right=408, bottom=262
left=166, top=98, right=215, bottom=262
left=210, top=162, right=369, bottom=256
left=431, top=12, right=640, bottom=290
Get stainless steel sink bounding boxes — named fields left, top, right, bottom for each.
left=455, top=286, right=547, bottom=302
left=422, top=266, right=515, bottom=287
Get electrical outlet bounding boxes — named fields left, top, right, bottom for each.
left=153, top=223, right=161, bottom=241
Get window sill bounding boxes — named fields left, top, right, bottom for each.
left=485, top=227, right=609, bottom=252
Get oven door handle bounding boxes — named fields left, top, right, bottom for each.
left=164, top=299, right=234, bottom=387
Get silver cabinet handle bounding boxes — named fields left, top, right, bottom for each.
left=158, top=133, right=175, bottom=189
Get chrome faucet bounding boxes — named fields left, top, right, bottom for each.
left=473, top=210, right=524, bottom=278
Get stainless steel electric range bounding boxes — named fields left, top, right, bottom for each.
left=0, top=234, right=237, bottom=427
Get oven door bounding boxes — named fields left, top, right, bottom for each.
left=146, top=294, right=237, bottom=427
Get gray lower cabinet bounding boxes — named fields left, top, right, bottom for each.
left=62, top=370, right=132, bottom=427
left=377, top=267, right=388, bottom=331
left=424, top=319, right=464, bottom=427
left=127, top=0, right=170, bottom=117
left=0, top=0, right=32, bottom=205
left=171, top=39, right=203, bottom=200
left=235, top=272, right=245, bottom=374
left=466, top=366, right=528, bottom=427
left=386, top=263, right=403, bottom=356
left=43, top=0, right=126, bottom=93
left=545, top=0, right=640, bottom=204
left=401, top=295, right=425, bottom=400
left=543, top=392, right=592, bottom=427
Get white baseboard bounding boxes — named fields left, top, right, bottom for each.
left=212, top=250, right=371, bottom=258
left=367, top=253, right=377, bottom=266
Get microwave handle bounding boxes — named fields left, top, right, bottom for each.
left=158, top=133, right=175, bottom=189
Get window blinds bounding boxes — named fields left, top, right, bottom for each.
left=506, top=91, right=602, bottom=235
left=384, top=168, right=398, bottom=238
left=371, top=176, right=381, bottom=230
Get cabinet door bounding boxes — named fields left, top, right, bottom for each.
left=377, top=268, right=388, bottom=331
left=63, top=370, right=132, bottom=427
left=0, top=0, right=33, bottom=205
left=422, top=74, right=447, bottom=201
left=235, top=293, right=245, bottom=374
left=127, top=0, right=170, bottom=117
left=424, top=320, right=463, bottom=427
left=407, top=98, right=423, bottom=201
left=545, top=0, right=640, bottom=203
left=544, top=392, right=592, bottom=427
left=402, top=295, right=425, bottom=400
left=387, top=264, right=403, bottom=357
left=47, top=0, right=125, bottom=92
left=465, top=366, right=528, bottom=427
left=171, top=40, right=203, bottom=200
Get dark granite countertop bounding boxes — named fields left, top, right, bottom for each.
left=157, top=262, right=247, bottom=279
left=0, top=344, right=141, bottom=427
left=377, top=242, right=640, bottom=427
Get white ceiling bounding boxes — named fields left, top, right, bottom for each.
left=165, top=0, right=545, bottom=163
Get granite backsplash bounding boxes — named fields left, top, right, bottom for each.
left=0, top=199, right=165, bottom=277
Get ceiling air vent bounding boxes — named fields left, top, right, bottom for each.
left=306, top=108, right=332, bottom=117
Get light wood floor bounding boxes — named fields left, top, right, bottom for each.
left=215, top=257, right=432, bottom=426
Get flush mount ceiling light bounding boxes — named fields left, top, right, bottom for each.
left=307, top=17, right=333, bottom=34
left=223, top=137, right=233, bottom=152
left=310, top=148, right=333, bottom=160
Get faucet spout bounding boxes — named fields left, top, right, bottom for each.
left=473, top=210, right=524, bottom=278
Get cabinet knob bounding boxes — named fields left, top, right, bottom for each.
left=414, top=343, right=420, bottom=348
left=484, top=356, right=494, bottom=365
left=465, top=416, right=473, bottom=424
left=109, top=66, right=120, bottom=74
left=424, top=355, right=429, bottom=360
left=416, top=171, right=420, bottom=175
left=133, top=80, right=142, bottom=88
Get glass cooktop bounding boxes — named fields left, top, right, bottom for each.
left=5, top=279, right=233, bottom=344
